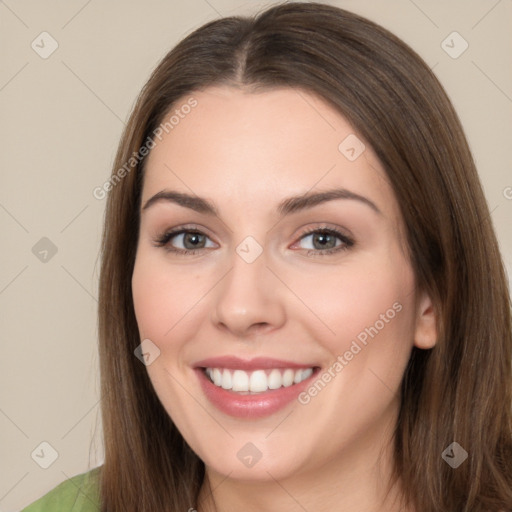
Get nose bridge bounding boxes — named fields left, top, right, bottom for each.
left=211, top=238, right=285, bottom=335
left=221, top=241, right=270, bottom=310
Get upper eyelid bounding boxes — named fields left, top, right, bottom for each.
left=160, top=224, right=347, bottom=238
left=158, top=225, right=353, bottom=248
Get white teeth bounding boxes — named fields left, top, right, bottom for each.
left=282, top=369, right=295, bottom=387
left=249, top=370, right=268, bottom=392
left=205, top=366, right=315, bottom=393
left=212, top=368, right=222, bottom=387
left=232, top=370, right=249, bottom=391
left=301, top=368, right=313, bottom=381
left=268, top=369, right=282, bottom=389
left=221, top=369, right=232, bottom=390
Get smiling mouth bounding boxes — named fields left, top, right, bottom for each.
left=202, top=367, right=318, bottom=394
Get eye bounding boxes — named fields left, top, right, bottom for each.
left=153, top=227, right=216, bottom=255
left=293, top=227, right=354, bottom=256
left=153, top=225, right=354, bottom=257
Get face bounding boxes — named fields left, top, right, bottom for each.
left=131, top=86, right=436, bottom=483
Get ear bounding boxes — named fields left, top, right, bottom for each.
left=413, top=291, right=437, bottom=349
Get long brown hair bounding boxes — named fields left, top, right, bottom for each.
left=97, top=3, right=512, bottom=510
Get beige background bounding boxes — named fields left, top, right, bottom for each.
left=1, top=0, right=511, bottom=510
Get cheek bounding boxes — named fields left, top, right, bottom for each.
left=131, top=252, right=207, bottom=342
left=290, top=253, right=417, bottom=365
left=131, top=264, right=170, bottom=341
left=291, top=255, right=417, bottom=441
left=131, top=254, right=204, bottom=418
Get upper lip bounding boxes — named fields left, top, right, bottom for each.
left=194, top=356, right=318, bottom=371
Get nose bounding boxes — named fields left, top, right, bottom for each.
left=210, top=246, right=286, bottom=338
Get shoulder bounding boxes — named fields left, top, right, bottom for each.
left=21, top=467, right=101, bottom=512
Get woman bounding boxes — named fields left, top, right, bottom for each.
left=23, top=2, right=512, bottom=511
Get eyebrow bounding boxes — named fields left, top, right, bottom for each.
left=141, top=188, right=382, bottom=216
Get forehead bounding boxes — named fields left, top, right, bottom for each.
left=142, top=86, right=394, bottom=216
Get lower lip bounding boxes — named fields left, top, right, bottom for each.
left=195, top=368, right=318, bottom=419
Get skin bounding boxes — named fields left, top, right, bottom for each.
left=131, top=86, right=437, bottom=512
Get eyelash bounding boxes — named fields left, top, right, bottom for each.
left=153, top=225, right=355, bottom=257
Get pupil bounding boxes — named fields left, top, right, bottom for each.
left=184, top=232, right=204, bottom=249
left=313, top=233, right=335, bottom=250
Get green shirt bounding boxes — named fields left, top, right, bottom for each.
left=21, top=467, right=101, bottom=512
